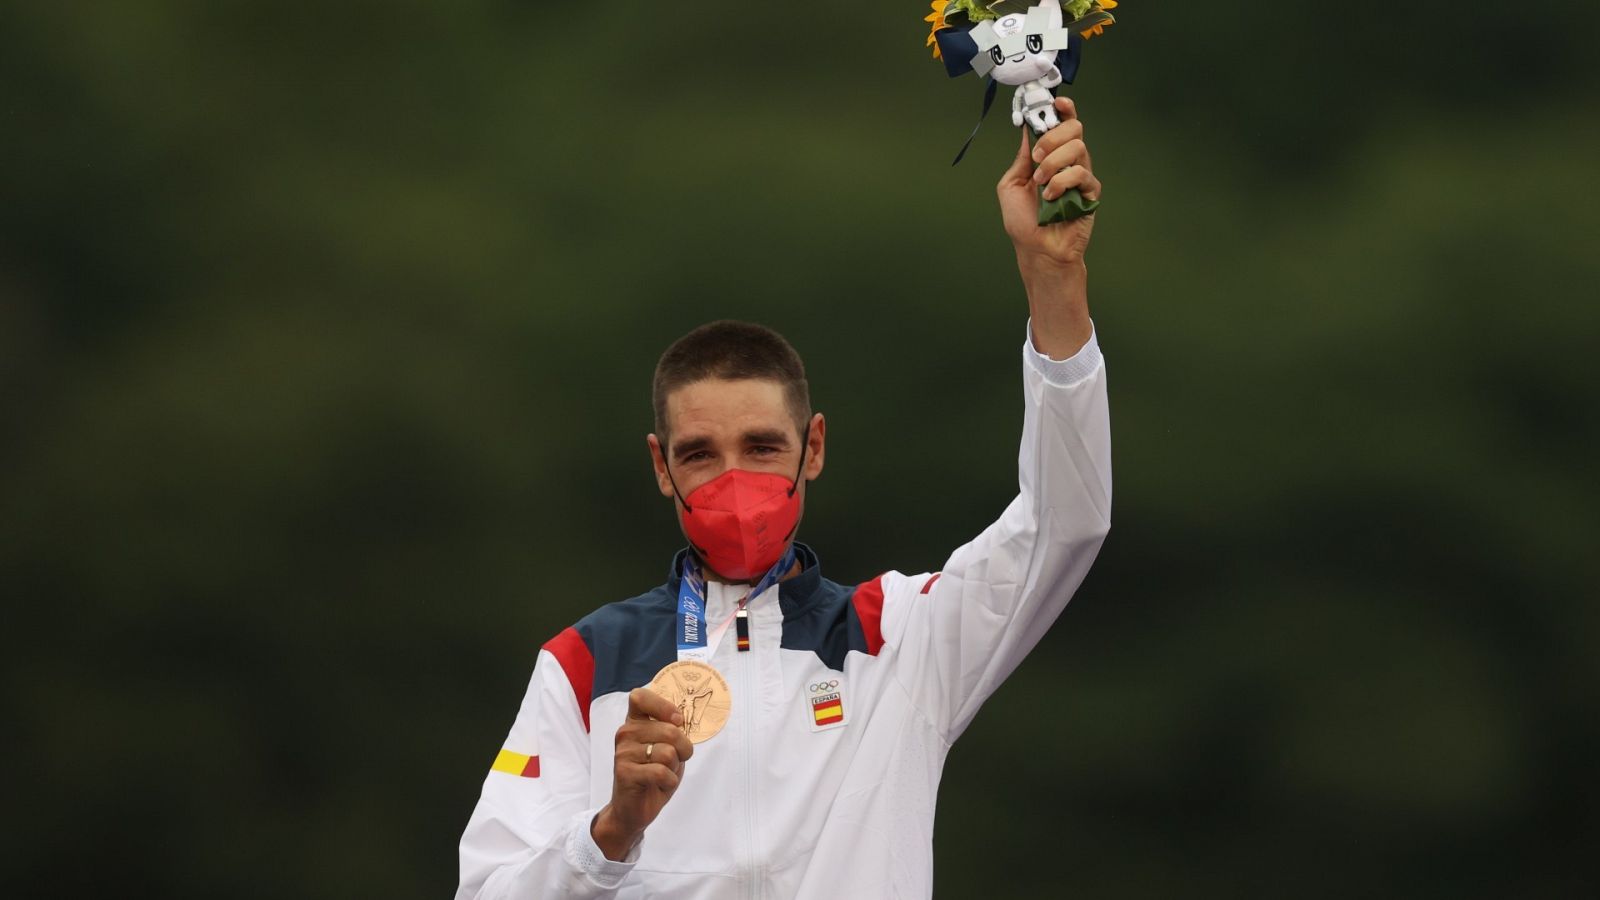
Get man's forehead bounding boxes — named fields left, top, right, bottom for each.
left=665, top=377, right=797, bottom=439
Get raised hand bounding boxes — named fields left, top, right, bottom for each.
left=996, top=96, right=1100, bottom=269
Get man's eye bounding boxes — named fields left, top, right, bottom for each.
left=1026, top=34, right=1043, bottom=53
left=989, top=47, right=1004, bottom=65
left=684, top=451, right=711, bottom=463
left=750, top=446, right=778, bottom=456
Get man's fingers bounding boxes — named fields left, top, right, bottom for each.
left=1030, top=117, right=1083, bottom=164
left=618, top=760, right=682, bottom=793
left=645, top=764, right=681, bottom=793
left=620, top=723, right=693, bottom=763
left=1042, top=166, right=1103, bottom=203
left=639, top=740, right=683, bottom=773
left=1054, top=95, right=1077, bottom=122
left=627, top=687, right=682, bottom=726
left=617, top=717, right=689, bottom=750
left=1032, top=138, right=1089, bottom=186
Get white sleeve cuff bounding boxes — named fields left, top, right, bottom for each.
left=564, top=809, right=638, bottom=889
left=1024, top=320, right=1102, bottom=386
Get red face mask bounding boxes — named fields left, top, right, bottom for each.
left=666, top=428, right=808, bottom=581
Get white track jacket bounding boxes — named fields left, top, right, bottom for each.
left=457, top=330, right=1111, bottom=899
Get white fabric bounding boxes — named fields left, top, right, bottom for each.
left=457, top=328, right=1111, bottom=899
left=1027, top=321, right=1103, bottom=384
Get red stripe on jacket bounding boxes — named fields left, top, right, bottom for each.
left=852, top=575, right=888, bottom=656
left=543, top=627, right=595, bottom=732
left=920, top=573, right=942, bottom=594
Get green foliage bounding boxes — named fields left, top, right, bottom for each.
left=947, top=0, right=1110, bottom=24
left=3, top=1, right=1598, bottom=898
left=951, top=0, right=1001, bottom=24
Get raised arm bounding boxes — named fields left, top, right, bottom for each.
left=878, top=99, right=1111, bottom=739
left=998, top=96, right=1100, bottom=360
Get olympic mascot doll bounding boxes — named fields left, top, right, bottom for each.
left=926, top=0, right=1119, bottom=224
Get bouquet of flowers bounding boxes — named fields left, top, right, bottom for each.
left=926, top=0, right=1120, bottom=223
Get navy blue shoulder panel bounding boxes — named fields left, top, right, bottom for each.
left=779, top=575, right=872, bottom=672
left=578, top=545, right=871, bottom=691
left=574, top=585, right=678, bottom=700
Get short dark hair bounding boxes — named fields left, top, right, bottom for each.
left=652, top=321, right=811, bottom=441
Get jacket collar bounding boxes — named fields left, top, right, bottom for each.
left=665, top=542, right=824, bottom=618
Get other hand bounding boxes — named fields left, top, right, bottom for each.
left=591, top=688, right=695, bottom=860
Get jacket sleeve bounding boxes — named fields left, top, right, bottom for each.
left=879, top=325, right=1112, bottom=741
left=456, top=636, right=636, bottom=899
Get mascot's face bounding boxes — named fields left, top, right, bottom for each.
left=973, top=4, right=1064, bottom=85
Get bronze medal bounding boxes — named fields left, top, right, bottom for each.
left=649, top=660, right=732, bottom=743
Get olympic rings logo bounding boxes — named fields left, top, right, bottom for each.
left=809, top=680, right=839, bottom=692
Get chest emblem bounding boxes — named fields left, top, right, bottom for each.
left=807, top=677, right=847, bottom=732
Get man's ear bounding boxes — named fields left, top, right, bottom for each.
left=803, top=413, right=826, bottom=482
left=646, top=434, right=675, bottom=498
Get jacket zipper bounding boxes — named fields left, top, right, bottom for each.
left=741, top=602, right=758, bottom=900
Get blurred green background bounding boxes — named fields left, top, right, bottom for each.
left=4, top=2, right=1597, bottom=897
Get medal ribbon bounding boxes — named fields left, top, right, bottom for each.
left=676, top=544, right=797, bottom=663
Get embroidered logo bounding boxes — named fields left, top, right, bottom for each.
left=807, top=678, right=846, bottom=732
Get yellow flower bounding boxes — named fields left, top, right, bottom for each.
left=1082, top=0, right=1117, bottom=40
left=925, top=1, right=948, bottom=59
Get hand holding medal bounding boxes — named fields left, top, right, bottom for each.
left=591, top=664, right=734, bottom=859
left=592, top=687, right=698, bottom=860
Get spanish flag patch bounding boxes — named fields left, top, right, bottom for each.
left=491, top=748, right=541, bottom=778
left=807, top=675, right=847, bottom=732
left=812, top=694, right=844, bottom=726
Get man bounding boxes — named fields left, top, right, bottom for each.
left=457, top=97, right=1111, bottom=898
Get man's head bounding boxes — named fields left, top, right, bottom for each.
left=646, top=321, right=826, bottom=577
left=651, top=321, right=811, bottom=444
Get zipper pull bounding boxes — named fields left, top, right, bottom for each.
left=735, top=605, right=751, bottom=652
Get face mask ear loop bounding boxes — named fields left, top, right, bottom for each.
left=661, top=451, right=693, bottom=513
left=787, top=421, right=811, bottom=499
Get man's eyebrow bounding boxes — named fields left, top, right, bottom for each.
left=742, top=429, right=791, bottom=446
left=669, top=436, right=712, bottom=459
